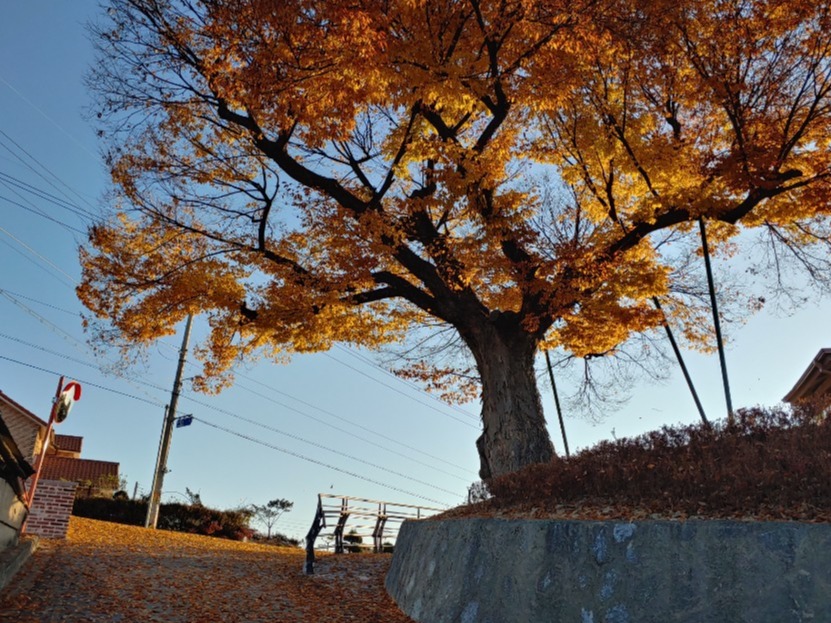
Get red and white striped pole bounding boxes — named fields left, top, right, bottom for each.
left=22, top=377, right=81, bottom=533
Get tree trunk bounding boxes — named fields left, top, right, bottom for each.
left=463, top=317, right=555, bottom=480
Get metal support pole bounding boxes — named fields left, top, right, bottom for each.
left=610, top=216, right=709, bottom=426
left=145, top=314, right=193, bottom=528
left=699, top=218, right=734, bottom=423
left=651, top=297, right=710, bottom=427
left=544, top=351, right=570, bottom=458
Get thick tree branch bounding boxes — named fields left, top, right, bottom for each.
left=215, top=100, right=371, bottom=216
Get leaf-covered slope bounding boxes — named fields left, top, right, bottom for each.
left=1, top=517, right=413, bottom=622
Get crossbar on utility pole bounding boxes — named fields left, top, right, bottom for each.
left=145, top=314, right=193, bottom=528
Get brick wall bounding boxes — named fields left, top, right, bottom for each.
left=26, top=480, right=77, bottom=539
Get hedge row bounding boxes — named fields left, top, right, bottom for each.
left=73, top=497, right=254, bottom=540
left=481, top=406, right=831, bottom=521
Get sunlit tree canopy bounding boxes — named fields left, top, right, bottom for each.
left=81, top=0, right=831, bottom=478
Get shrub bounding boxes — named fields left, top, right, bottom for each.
left=72, top=497, right=254, bottom=540
left=480, top=406, right=831, bottom=521
left=344, top=529, right=364, bottom=553
left=157, top=502, right=253, bottom=540
left=73, top=497, right=147, bottom=524
left=253, top=532, right=301, bottom=548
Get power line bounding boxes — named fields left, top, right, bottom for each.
left=0, top=170, right=476, bottom=487
left=0, top=290, right=84, bottom=347
left=0, top=288, right=475, bottom=479
left=0, top=332, right=105, bottom=372
left=0, top=291, right=170, bottom=407
left=178, top=391, right=462, bottom=497
left=0, top=237, right=74, bottom=288
left=0, top=288, right=77, bottom=315
left=0, top=170, right=93, bottom=228
left=0, top=355, right=164, bottom=407
left=0, top=353, right=452, bottom=505
left=0, top=136, right=479, bottom=439
left=229, top=362, right=476, bottom=472
left=334, top=344, right=479, bottom=419
left=0, top=129, right=100, bottom=221
left=155, top=339, right=476, bottom=477
left=0, top=191, right=85, bottom=235
left=0, top=182, right=480, bottom=440
left=0, top=333, right=170, bottom=408
left=0, top=74, right=101, bottom=163
left=0, top=226, right=77, bottom=286
left=231, top=378, right=474, bottom=481
left=0, top=333, right=466, bottom=498
left=0, top=170, right=94, bottom=217
left=192, top=416, right=449, bottom=507
left=323, top=352, right=479, bottom=427
left=0, top=290, right=477, bottom=480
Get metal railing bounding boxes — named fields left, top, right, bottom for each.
left=304, top=493, right=443, bottom=574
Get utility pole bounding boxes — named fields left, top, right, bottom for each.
left=145, top=314, right=193, bottom=529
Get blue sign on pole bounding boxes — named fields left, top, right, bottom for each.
left=176, top=415, right=193, bottom=428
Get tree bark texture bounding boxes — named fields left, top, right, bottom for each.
left=463, top=317, right=555, bottom=480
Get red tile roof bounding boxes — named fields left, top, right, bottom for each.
left=40, top=456, right=119, bottom=485
left=55, top=434, right=83, bottom=453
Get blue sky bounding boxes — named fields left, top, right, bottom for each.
left=1, top=1, right=829, bottom=540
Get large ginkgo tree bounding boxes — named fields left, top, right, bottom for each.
left=80, top=0, right=831, bottom=479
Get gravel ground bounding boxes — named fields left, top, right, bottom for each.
left=0, top=517, right=414, bottom=623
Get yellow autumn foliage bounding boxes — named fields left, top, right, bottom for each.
left=81, top=0, right=831, bottom=403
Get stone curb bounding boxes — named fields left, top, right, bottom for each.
left=0, top=536, right=39, bottom=593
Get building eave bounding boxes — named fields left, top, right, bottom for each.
left=784, top=348, right=831, bottom=404
left=0, top=390, right=48, bottom=428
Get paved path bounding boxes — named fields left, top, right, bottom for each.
left=0, top=517, right=414, bottom=622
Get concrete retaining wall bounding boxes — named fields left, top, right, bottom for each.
left=0, top=480, right=27, bottom=550
left=386, top=518, right=831, bottom=623
left=0, top=536, right=38, bottom=592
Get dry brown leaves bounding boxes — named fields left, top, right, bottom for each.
left=0, top=517, right=413, bottom=623
left=439, top=499, right=831, bottom=524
